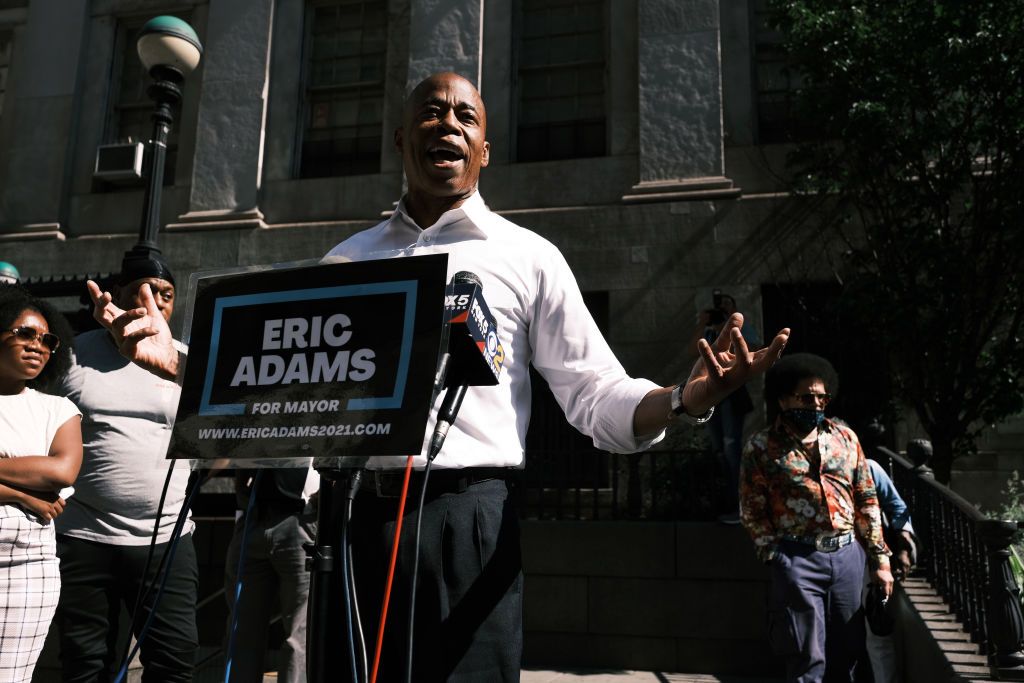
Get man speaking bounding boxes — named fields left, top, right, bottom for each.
left=89, top=72, right=789, bottom=682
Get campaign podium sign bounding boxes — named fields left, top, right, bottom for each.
left=166, top=254, right=448, bottom=464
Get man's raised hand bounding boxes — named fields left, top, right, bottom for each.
left=683, top=313, right=789, bottom=415
left=86, top=280, right=180, bottom=381
left=86, top=279, right=124, bottom=329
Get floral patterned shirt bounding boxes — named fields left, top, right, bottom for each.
left=740, top=417, right=890, bottom=567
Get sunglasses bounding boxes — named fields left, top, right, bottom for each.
left=4, top=326, right=61, bottom=352
left=791, top=392, right=832, bottom=406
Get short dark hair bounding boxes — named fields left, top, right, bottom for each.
left=0, top=285, right=74, bottom=392
left=765, top=352, right=839, bottom=406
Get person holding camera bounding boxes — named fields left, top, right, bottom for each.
left=689, top=293, right=759, bottom=524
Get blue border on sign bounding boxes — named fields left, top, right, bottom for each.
left=199, top=281, right=419, bottom=416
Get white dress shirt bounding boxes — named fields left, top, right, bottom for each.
left=325, top=192, right=664, bottom=469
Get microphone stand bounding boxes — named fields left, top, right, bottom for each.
left=307, top=463, right=366, bottom=681
left=307, top=282, right=462, bottom=682
left=306, top=466, right=340, bottom=681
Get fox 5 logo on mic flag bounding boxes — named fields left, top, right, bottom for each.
left=443, top=276, right=504, bottom=386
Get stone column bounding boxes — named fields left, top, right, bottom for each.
left=167, top=0, right=274, bottom=231
left=0, top=0, right=87, bottom=239
left=406, top=0, right=485, bottom=91
left=623, top=0, right=740, bottom=203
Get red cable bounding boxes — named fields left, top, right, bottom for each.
left=369, top=456, right=414, bottom=683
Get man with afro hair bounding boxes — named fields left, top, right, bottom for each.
left=740, top=352, right=892, bottom=683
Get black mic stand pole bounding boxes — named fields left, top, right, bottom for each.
left=306, top=465, right=345, bottom=682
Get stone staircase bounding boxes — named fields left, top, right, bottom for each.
left=899, top=577, right=994, bottom=682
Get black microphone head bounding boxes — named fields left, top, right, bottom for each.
left=453, top=271, right=482, bottom=288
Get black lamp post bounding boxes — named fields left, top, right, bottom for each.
left=123, top=16, right=202, bottom=269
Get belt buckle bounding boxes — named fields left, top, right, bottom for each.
left=816, top=534, right=839, bottom=552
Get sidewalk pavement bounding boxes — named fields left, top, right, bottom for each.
left=257, top=671, right=782, bottom=682
left=522, top=672, right=781, bottom=683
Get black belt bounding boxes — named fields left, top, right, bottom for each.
left=363, top=467, right=513, bottom=499
left=782, top=530, right=855, bottom=553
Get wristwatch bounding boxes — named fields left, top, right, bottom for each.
left=669, top=384, right=714, bottom=424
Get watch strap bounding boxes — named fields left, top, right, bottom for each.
left=669, top=384, right=714, bottom=424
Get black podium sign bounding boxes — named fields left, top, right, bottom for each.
left=167, top=254, right=448, bottom=463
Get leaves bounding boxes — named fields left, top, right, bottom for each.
left=772, top=0, right=1024, bottom=480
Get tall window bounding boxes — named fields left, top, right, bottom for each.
left=516, top=0, right=606, bottom=162
left=753, top=0, right=804, bottom=143
left=299, top=0, right=387, bottom=178
left=524, top=291, right=611, bottom=504
left=106, top=18, right=187, bottom=185
left=0, top=30, right=12, bottom=121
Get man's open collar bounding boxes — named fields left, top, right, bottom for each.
left=392, top=191, right=491, bottom=239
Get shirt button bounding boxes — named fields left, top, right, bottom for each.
left=423, top=235, right=432, bottom=243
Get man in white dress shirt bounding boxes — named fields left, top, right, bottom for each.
left=88, top=72, right=789, bottom=682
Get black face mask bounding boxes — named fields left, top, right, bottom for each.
left=782, top=408, right=825, bottom=434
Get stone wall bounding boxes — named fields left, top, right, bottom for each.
left=521, top=520, right=783, bottom=675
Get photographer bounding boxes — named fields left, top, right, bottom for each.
left=689, top=293, right=758, bottom=523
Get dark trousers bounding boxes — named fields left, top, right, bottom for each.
left=224, top=505, right=315, bottom=683
left=343, top=477, right=523, bottom=683
left=768, top=539, right=866, bottom=683
left=55, top=534, right=199, bottom=683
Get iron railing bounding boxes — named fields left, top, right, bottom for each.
left=517, top=437, right=1024, bottom=677
left=515, top=447, right=725, bottom=521
left=874, top=443, right=1024, bottom=678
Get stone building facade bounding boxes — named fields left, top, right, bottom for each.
left=0, top=0, right=810, bottom=406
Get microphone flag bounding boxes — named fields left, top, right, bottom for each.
left=442, top=271, right=504, bottom=387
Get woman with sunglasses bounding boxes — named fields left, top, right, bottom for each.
left=0, top=284, right=82, bottom=680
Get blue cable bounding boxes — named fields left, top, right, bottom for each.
left=114, top=472, right=204, bottom=683
left=224, top=469, right=264, bottom=682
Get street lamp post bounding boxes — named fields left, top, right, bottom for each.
left=123, top=16, right=202, bottom=268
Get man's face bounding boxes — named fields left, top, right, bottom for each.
left=396, top=73, right=490, bottom=200
left=778, top=377, right=830, bottom=412
left=115, top=277, right=175, bottom=323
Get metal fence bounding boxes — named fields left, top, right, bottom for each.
left=516, top=436, right=1024, bottom=677
left=874, top=443, right=1024, bottom=678
left=514, top=446, right=727, bottom=521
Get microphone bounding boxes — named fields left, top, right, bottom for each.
left=441, top=271, right=503, bottom=387
left=428, top=271, right=504, bottom=460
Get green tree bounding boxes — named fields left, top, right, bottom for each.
left=771, top=0, right=1024, bottom=482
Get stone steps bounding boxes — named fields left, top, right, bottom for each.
left=901, top=577, right=994, bottom=680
